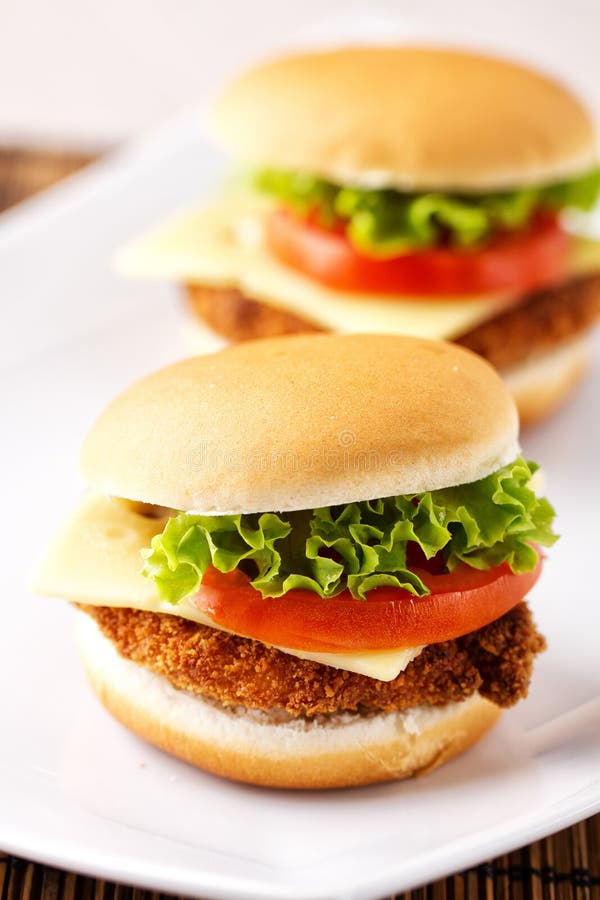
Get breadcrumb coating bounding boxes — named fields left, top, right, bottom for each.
left=185, top=273, right=600, bottom=369
left=456, top=273, right=600, bottom=369
left=80, top=602, right=545, bottom=717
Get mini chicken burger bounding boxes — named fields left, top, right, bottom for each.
left=117, top=47, right=600, bottom=424
left=35, top=334, right=556, bottom=788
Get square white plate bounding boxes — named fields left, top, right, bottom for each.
left=1, top=111, right=599, bottom=900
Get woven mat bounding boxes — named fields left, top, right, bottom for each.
left=1, top=146, right=598, bottom=900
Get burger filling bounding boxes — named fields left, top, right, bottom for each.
left=81, top=601, right=544, bottom=717
left=186, top=271, right=600, bottom=375
left=57, top=456, right=549, bottom=718
left=43, top=455, right=555, bottom=722
left=255, top=166, right=600, bottom=296
left=255, top=167, right=600, bottom=255
left=142, top=456, right=555, bottom=609
left=455, top=272, right=600, bottom=369
left=117, top=171, right=600, bottom=363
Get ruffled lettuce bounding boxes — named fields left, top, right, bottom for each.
left=142, top=458, right=557, bottom=605
left=254, top=166, right=600, bottom=256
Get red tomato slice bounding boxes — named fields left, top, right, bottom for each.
left=191, top=558, right=542, bottom=653
left=265, top=208, right=569, bottom=297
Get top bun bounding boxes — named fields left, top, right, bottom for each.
left=213, top=46, right=596, bottom=192
left=81, top=334, right=519, bottom=514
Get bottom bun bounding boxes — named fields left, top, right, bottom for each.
left=503, top=338, right=589, bottom=426
left=75, top=611, right=501, bottom=790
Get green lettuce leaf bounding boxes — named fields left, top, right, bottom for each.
left=142, top=458, right=557, bottom=605
left=254, top=166, right=600, bottom=256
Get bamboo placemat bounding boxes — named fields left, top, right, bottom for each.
left=1, top=146, right=599, bottom=900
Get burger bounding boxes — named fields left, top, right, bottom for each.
left=34, top=333, right=557, bottom=789
left=117, top=47, right=600, bottom=424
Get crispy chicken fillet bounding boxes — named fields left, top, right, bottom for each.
left=186, top=283, right=322, bottom=341
left=455, top=273, right=600, bottom=369
left=80, top=602, right=545, bottom=717
left=185, top=273, right=600, bottom=369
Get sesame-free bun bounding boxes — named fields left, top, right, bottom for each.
left=213, top=47, right=596, bottom=191
left=76, top=611, right=501, bottom=789
left=81, top=334, right=519, bottom=514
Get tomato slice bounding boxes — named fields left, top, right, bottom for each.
left=191, top=558, right=542, bottom=653
left=265, top=208, right=569, bottom=297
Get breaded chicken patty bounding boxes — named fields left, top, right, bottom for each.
left=80, top=602, right=545, bottom=717
left=185, top=273, right=600, bottom=370
left=456, top=273, right=600, bottom=369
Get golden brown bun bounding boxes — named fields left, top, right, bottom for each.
left=213, top=47, right=596, bottom=191
left=81, top=333, right=519, bottom=514
left=76, top=611, right=501, bottom=789
left=503, top=339, right=589, bottom=426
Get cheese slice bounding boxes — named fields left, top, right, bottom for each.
left=527, top=466, right=546, bottom=497
left=115, top=191, right=600, bottom=341
left=114, top=193, right=507, bottom=341
left=33, top=495, right=423, bottom=682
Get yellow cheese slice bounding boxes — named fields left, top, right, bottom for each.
left=33, top=495, right=423, bottom=682
left=569, top=233, right=600, bottom=274
left=115, top=191, right=600, bottom=341
left=114, top=193, right=509, bottom=340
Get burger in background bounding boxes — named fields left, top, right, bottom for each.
left=117, top=47, right=600, bottom=424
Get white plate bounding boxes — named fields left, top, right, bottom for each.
left=1, top=111, right=599, bottom=900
